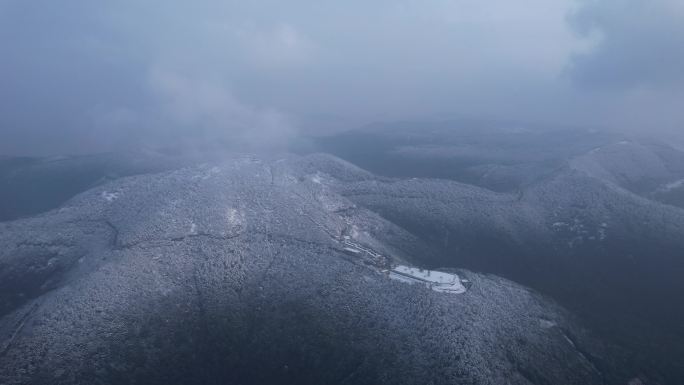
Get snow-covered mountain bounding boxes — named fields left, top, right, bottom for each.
left=0, top=154, right=622, bottom=384
left=2, top=127, right=684, bottom=383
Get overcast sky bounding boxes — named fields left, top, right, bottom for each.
left=0, top=0, right=682, bottom=155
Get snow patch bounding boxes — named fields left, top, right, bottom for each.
left=539, top=319, right=557, bottom=329
left=226, top=208, right=243, bottom=226
left=194, top=166, right=222, bottom=180
left=660, top=179, right=684, bottom=192
left=101, top=191, right=120, bottom=202
left=553, top=218, right=608, bottom=244
left=388, top=265, right=467, bottom=294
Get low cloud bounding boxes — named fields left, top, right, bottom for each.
left=146, top=69, right=296, bottom=151
left=234, top=23, right=314, bottom=69
left=567, top=0, right=684, bottom=91
left=0, top=0, right=682, bottom=155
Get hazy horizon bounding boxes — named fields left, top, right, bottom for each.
left=2, top=3, right=684, bottom=383
left=1, top=0, right=683, bottom=155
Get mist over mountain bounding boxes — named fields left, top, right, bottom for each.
left=1, top=127, right=683, bottom=383
left=2, top=0, right=684, bottom=155
left=1, top=1, right=683, bottom=384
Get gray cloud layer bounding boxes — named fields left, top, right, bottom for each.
left=0, top=0, right=682, bottom=155
left=568, top=0, right=684, bottom=90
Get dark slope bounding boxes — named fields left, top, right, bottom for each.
left=0, top=150, right=201, bottom=222
left=332, top=158, right=684, bottom=383
left=314, top=120, right=619, bottom=192
left=0, top=155, right=622, bottom=385
left=570, top=140, right=684, bottom=209
left=311, top=123, right=684, bottom=382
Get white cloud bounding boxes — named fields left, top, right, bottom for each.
left=230, top=23, right=314, bottom=69
left=147, top=68, right=296, bottom=150
left=567, top=0, right=684, bottom=90
left=1, top=0, right=682, bottom=155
